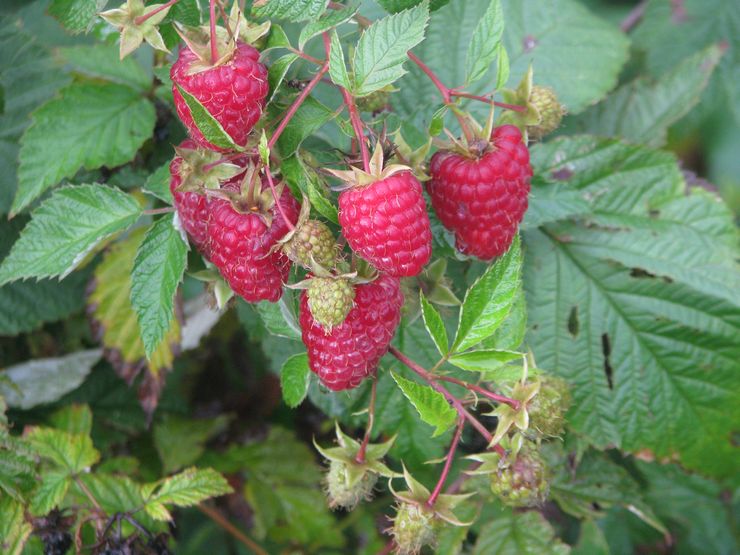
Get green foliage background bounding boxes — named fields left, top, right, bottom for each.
left=0, top=0, right=738, bottom=554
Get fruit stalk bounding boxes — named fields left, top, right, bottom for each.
left=436, top=375, right=521, bottom=410
left=198, top=504, right=269, bottom=555
left=427, top=417, right=464, bottom=506
left=133, top=0, right=180, bottom=25
left=268, top=56, right=330, bottom=149
left=355, top=376, right=378, bottom=464
left=450, top=90, right=527, bottom=113
left=263, top=167, right=296, bottom=231
left=208, top=0, right=219, bottom=64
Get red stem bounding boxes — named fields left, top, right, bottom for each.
left=408, top=51, right=451, bottom=103
left=427, top=417, right=464, bottom=506
left=450, top=91, right=527, bottom=113
left=436, top=375, right=521, bottom=410
left=289, top=48, right=324, bottom=65
left=388, top=347, right=496, bottom=447
left=356, top=376, right=378, bottom=464
left=208, top=0, right=219, bottom=65
left=263, top=168, right=295, bottom=231
left=133, top=0, right=179, bottom=25
left=268, top=59, right=330, bottom=149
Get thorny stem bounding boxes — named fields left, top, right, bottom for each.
left=356, top=375, right=378, bottom=464
left=268, top=57, right=330, bottom=149
left=388, top=347, right=495, bottom=447
left=450, top=91, right=527, bottom=113
left=427, top=417, right=464, bottom=506
left=143, top=207, right=176, bottom=216
left=198, top=504, right=269, bottom=555
left=263, top=167, right=295, bottom=231
left=134, top=0, right=179, bottom=25
left=436, top=375, right=521, bottom=410
left=209, top=0, right=219, bottom=64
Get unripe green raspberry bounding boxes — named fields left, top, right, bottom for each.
left=527, top=86, right=565, bottom=140
left=391, top=503, right=438, bottom=555
left=356, top=89, right=390, bottom=113
left=490, top=446, right=549, bottom=507
left=307, top=277, right=355, bottom=331
left=284, top=219, right=336, bottom=269
left=527, top=376, right=572, bottom=437
left=325, top=460, right=378, bottom=510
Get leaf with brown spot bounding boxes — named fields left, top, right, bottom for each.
left=87, top=229, right=180, bottom=420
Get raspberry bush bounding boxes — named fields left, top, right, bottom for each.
left=0, top=0, right=738, bottom=554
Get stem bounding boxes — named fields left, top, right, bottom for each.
left=341, top=88, right=371, bottom=172
left=289, top=47, right=324, bottom=65
left=143, top=207, right=176, bottom=216
left=408, top=52, right=451, bottom=103
left=198, top=504, right=269, bottom=555
left=215, top=0, right=232, bottom=39
left=209, top=0, right=219, bottom=65
left=388, top=346, right=493, bottom=446
left=74, top=476, right=102, bottom=512
left=356, top=376, right=378, bottom=464
left=620, top=0, right=648, bottom=32
left=133, top=0, right=179, bottom=25
left=427, top=417, right=464, bottom=506
left=263, top=168, right=295, bottom=231
left=450, top=91, right=527, bottom=113
left=436, top=375, right=521, bottom=410
left=376, top=540, right=395, bottom=555
left=268, top=58, right=330, bottom=149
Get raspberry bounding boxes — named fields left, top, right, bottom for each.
left=171, top=41, right=268, bottom=151
left=391, top=502, right=438, bottom=555
left=283, top=220, right=336, bottom=269
left=338, top=171, right=431, bottom=277
left=527, top=376, right=572, bottom=438
left=325, top=459, right=378, bottom=510
left=299, top=275, right=402, bottom=390
left=169, top=139, right=210, bottom=256
left=489, top=446, right=549, bottom=507
left=428, top=125, right=531, bottom=260
left=307, top=277, right=355, bottom=331
left=208, top=186, right=299, bottom=303
left=528, top=86, right=565, bottom=140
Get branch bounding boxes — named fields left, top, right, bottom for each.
left=435, top=374, right=521, bottom=410
left=427, top=417, right=464, bottom=506
left=198, top=504, right=269, bottom=555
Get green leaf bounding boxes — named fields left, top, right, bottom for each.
left=13, top=83, right=155, bottom=215
left=577, top=45, right=723, bottom=147
left=465, top=0, right=504, bottom=85
left=391, top=371, right=456, bottom=437
left=131, top=214, right=188, bottom=357
left=275, top=96, right=334, bottom=156
left=378, top=0, right=450, bottom=12
left=267, top=53, right=298, bottom=105
left=447, top=349, right=521, bottom=372
left=61, top=43, right=151, bottom=90
left=473, top=510, right=570, bottom=555
left=452, top=236, right=521, bottom=353
left=75, top=473, right=145, bottom=515
left=143, top=162, right=173, bottom=204
left=144, top=467, right=233, bottom=521
left=299, top=1, right=360, bottom=49
left=522, top=182, right=591, bottom=229
left=572, top=520, right=609, bottom=555
left=0, top=496, right=32, bottom=555
left=49, top=404, right=93, bottom=436
left=255, top=295, right=301, bottom=340
left=153, top=415, right=230, bottom=474
left=26, top=427, right=99, bottom=474
left=0, top=350, right=102, bottom=410
left=525, top=136, right=740, bottom=478
left=280, top=353, right=310, bottom=408
left=0, top=185, right=142, bottom=285
left=252, top=0, right=327, bottom=22
left=29, top=470, right=70, bottom=516
left=352, top=1, right=430, bottom=96
left=419, top=291, right=448, bottom=356
left=48, top=0, right=106, bottom=34
left=175, top=84, right=241, bottom=151
left=328, top=29, right=351, bottom=90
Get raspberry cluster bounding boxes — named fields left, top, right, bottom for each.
left=167, top=24, right=532, bottom=392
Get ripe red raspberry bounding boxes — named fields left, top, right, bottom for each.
left=208, top=187, right=299, bottom=303
left=171, top=41, right=268, bottom=151
left=338, top=171, right=431, bottom=277
left=299, top=275, right=403, bottom=391
left=169, top=139, right=210, bottom=256
left=428, top=125, right=531, bottom=260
